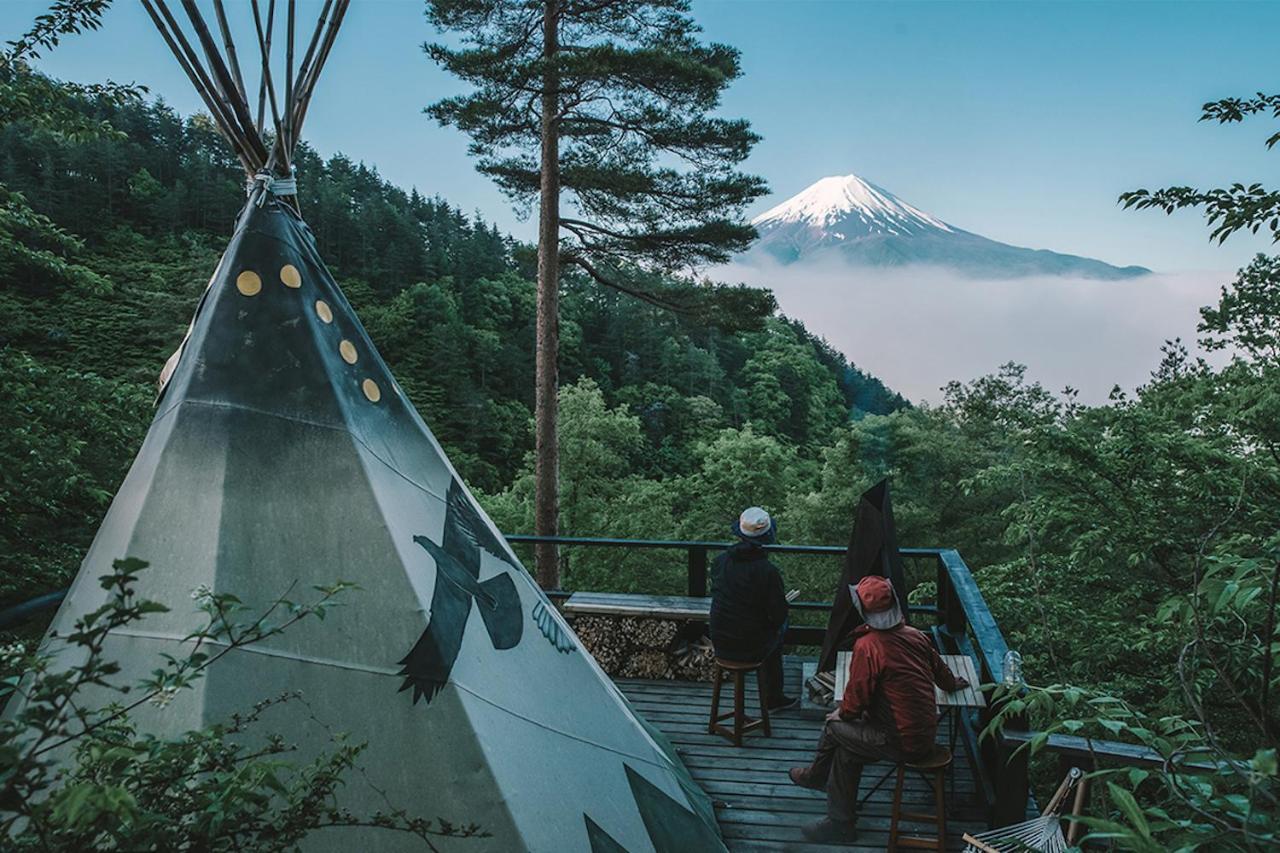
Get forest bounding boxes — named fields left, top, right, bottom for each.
left=0, top=5, right=1276, bottom=850
left=0, top=87, right=906, bottom=606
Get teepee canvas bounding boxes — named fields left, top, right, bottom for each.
left=15, top=3, right=724, bottom=850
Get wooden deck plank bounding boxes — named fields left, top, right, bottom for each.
left=616, top=658, right=986, bottom=851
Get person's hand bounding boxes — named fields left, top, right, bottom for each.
left=825, top=707, right=843, bottom=723
left=953, top=677, right=970, bottom=691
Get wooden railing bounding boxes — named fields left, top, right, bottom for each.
left=506, top=534, right=1030, bottom=823
left=508, top=535, right=843, bottom=646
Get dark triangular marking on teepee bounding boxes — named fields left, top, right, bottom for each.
left=584, top=814, right=631, bottom=853
left=624, top=763, right=725, bottom=852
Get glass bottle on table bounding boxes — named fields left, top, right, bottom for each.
left=1002, top=649, right=1024, bottom=687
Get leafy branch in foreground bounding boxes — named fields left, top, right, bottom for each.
left=984, top=681, right=1277, bottom=852
left=1120, top=91, right=1280, bottom=244
left=0, top=558, right=486, bottom=851
left=1, top=0, right=143, bottom=136
left=981, top=536, right=1280, bottom=851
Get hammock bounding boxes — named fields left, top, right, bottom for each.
left=962, top=767, right=1085, bottom=853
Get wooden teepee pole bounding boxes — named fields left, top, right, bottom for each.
left=293, top=0, right=334, bottom=103
left=147, top=0, right=348, bottom=196
left=250, top=0, right=286, bottom=174
left=255, top=0, right=275, bottom=137
left=178, top=0, right=268, bottom=166
left=282, top=0, right=296, bottom=170
left=142, top=0, right=254, bottom=173
left=291, top=0, right=349, bottom=143
left=211, top=0, right=247, bottom=105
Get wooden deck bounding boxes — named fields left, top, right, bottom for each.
left=617, top=658, right=989, bottom=852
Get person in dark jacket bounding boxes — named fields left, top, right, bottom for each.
left=709, top=507, right=796, bottom=710
left=787, top=575, right=968, bottom=842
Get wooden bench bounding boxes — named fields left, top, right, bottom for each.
left=561, top=592, right=711, bottom=620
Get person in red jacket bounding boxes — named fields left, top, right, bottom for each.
left=788, top=575, right=968, bottom=843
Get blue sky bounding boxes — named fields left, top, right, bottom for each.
left=5, top=0, right=1277, bottom=273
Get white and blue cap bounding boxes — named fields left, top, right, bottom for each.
left=733, top=506, right=775, bottom=542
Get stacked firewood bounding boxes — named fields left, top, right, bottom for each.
left=807, top=670, right=837, bottom=705
left=567, top=614, right=716, bottom=680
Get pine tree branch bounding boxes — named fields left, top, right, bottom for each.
left=560, top=251, right=691, bottom=313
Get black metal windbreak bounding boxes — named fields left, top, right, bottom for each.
left=816, top=478, right=908, bottom=673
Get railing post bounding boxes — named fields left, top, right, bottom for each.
left=688, top=546, right=708, bottom=597
left=993, top=710, right=1031, bottom=825
left=937, top=553, right=968, bottom=638
left=935, top=555, right=950, bottom=628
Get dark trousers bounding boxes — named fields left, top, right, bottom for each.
left=757, top=642, right=784, bottom=706
left=714, top=620, right=787, bottom=705
left=805, top=717, right=905, bottom=822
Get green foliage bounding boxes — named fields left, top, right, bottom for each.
left=1200, top=253, right=1280, bottom=361
left=6, top=1, right=115, bottom=65
left=0, top=186, right=110, bottom=293
left=0, top=66, right=903, bottom=605
left=0, top=350, right=151, bottom=605
left=0, top=559, right=485, bottom=850
left=970, top=90, right=1280, bottom=851
left=0, top=3, right=142, bottom=296
left=984, top=679, right=1277, bottom=851
left=1, top=0, right=141, bottom=141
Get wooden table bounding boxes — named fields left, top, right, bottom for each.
left=937, top=654, right=985, bottom=708
left=832, top=650, right=985, bottom=709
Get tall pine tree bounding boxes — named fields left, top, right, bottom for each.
left=426, top=0, right=768, bottom=587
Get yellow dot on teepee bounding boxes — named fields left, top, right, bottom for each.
left=339, top=340, right=358, bottom=364
left=361, top=378, right=382, bottom=403
left=236, top=270, right=262, bottom=296
left=280, top=264, right=301, bottom=288
left=315, top=300, right=333, bottom=324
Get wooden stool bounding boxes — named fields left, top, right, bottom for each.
left=888, top=745, right=951, bottom=851
left=707, top=658, right=771, bottom=746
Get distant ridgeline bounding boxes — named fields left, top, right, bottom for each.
left=0, top=85, right=907, bottom=601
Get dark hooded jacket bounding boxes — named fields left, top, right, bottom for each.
left=709, top=541, right=789, bottom=660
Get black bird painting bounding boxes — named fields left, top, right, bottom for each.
left=397, top=480, right=572, bottom=705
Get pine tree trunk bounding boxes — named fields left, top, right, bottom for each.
left=534, top=0, right=561, bottom=590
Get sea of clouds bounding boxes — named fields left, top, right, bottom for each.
left=719, top=259, right=1235, bottom=406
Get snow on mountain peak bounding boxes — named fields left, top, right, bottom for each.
left=743, top=172, right=1149, bottom=279
left=751, top=173, right=953, bottom=237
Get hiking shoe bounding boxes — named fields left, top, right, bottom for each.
left=788, top=766, right=825, bottom=792
left=801, top=818, right=858, bottom=843
left=768, top=694, right=800, bottom=712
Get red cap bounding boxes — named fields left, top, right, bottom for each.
left=855, top=576, right=896, bottom=614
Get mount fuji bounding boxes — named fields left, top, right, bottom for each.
left=746, top=174, right=1149, bottom=280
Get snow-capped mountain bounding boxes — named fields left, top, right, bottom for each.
left=746, top=174, right=1149, bottom=280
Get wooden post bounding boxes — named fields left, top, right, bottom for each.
left=936, top=553, right=951, bottom=628
left=993, top=709, right=1031, bottom=825
left=688, top=546, right=708, bottom=598
left=937, top=552, right=968, bottom=649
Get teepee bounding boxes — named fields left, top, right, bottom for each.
left=19, top=2, right=724, bottom=850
